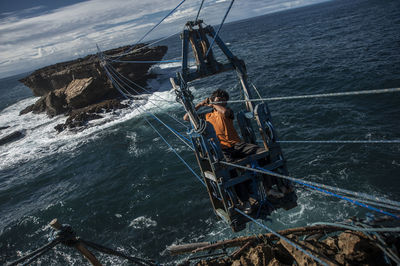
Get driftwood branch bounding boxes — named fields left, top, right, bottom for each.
left=167, top=224, right=345, bottom=255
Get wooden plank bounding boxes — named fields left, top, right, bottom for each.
left=50, top=219, right=102, bottom=266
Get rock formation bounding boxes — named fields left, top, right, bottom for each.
left=19, top=44, right=167, bottom=132
left=169, top=221, right=400, bottom=266
left=0, top=130, right=25, bottom=146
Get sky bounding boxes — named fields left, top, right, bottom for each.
left=0, top=0, right=330, bottom=78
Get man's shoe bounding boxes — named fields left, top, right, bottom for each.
left=243, top=201, right=252, bottom=214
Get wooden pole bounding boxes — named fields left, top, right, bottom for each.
left=50, top=219, right=102, bottom=266
left=167, top=224, right=345, bottom=255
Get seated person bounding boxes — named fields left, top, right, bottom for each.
left=184, top=89, right=290, bottom=212
left=185, top=89, right=263, bottom=162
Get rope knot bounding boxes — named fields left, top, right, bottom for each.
left=55, top=224, right=79, bottom=247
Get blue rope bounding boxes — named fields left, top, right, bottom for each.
left=195, top=0, right=205, bottom=21
left=220, top=161, right=400, bottom=209
left=113, top=0, right=187, bottom=61
left=205, top=0, right=235, bottom=57
left=147, top=111, right=193, bottom=149
left=105, top=62, right=187, bottom=128
left=235, top=208, right=329, bottom=266
left=104, top=61, right=204, bottom=186
left=104, top=63, right=193, bottom=151
left=303, top=187, right=400, bottom=212
left=256, top=167, right=400, bottom=220
left=145, top=117, right=206, bottom=186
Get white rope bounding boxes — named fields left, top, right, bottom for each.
left=103, top=63, right=194, bottom=150
left=106, top=32, right=179, bottom=59
left=277, top=140, right=400, bottom=144
left=223, top=87, right=400, bottom=103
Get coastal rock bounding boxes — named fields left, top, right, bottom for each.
left=195, top=230, right=389, bottom=266
left=45, top=89, right=67, bottom=117
left=18, top=44, right=167, bottom=131
left=19, top=44, right=167, bottom=96
left=64, top=77, right=109, bottom=109
left=0, top=130, right=25, bottom=146
left=54, top=99, right=128, bottom=132
left=19, top=96, right=46, bottom=115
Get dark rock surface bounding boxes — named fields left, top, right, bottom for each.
left=19, top=44, right=167, bottom=132
left=54, top=99, right=128, bottom=132
left=195, top=231, right=390, bottom=266
left=0, top=131, right=25, bottom=146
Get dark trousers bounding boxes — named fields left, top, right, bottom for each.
left=222, top=142, right=265, bottom=162
left=222, top=142, right=265, bottom=202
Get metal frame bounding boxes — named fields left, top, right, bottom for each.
left=172, top=20, right=297, bottom=232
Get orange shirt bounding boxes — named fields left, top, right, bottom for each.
left=205, top=109, right=241, bottom=149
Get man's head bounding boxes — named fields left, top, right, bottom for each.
left=210, top=89, right=229, bottom=106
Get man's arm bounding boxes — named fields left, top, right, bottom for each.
left=183, top=98, right=210, bottom=121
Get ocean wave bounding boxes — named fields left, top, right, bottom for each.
left=129, top=216, right=157, bottom=229
left=0, top=87, right=181, bottom=170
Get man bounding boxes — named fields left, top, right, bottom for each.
left=184, top=89, right=287, bottom=213
left=184, top=89, right=264, bottom=162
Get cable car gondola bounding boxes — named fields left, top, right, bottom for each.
left=171, top=20, right=297, bottom=232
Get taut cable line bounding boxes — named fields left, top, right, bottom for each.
left=220, top=87, right=400, bottom=103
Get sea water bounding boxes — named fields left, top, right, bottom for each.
left=1, top=0, right=400, bottom=264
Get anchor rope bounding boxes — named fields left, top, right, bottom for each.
left=111, top=0, right=187, bottom=61
left=7, top=221, right=157, bottom=266
left=205, top=0, right=235, bottom=57
left=221, top=87, right=400, bottom=103
left=6, top=239, right=61, bottom=266
left=80, top=239, right=155, bottom=266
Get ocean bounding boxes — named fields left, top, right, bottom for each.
left=1, top=0, right=400, bottom=264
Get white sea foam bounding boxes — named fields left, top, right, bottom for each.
left=129, top=216, right=157, bottom=229
left=0, top=63, right=184, bottom=170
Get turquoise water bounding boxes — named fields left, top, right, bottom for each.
left=1, top=0, right=400, bottom=264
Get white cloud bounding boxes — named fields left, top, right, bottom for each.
left=0, top=0, right=330, bottom=78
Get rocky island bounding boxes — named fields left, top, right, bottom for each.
left=18, top=44, right=167, bottom=132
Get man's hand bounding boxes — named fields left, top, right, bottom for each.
left=199, top=97, right=211, bottom=107
left=183, top=97, right=211, bottom=121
